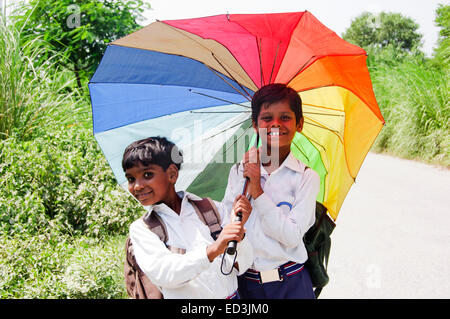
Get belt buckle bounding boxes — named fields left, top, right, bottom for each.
left=259, top=268, right=282, bottom=283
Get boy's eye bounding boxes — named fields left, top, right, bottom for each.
left=261, top=116, right=272, bottom=122
left=281, top=115, right=292, bottom=121
left=127, top=176, right=135, bottom=183
left=143, top=172, right=153, bottom=179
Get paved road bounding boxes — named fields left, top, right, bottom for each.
left=319, top=152, right=450, bottom=299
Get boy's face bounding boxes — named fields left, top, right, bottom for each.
left=253, top=99, right=303, bottom=150
left=125, top=163, right=177, bottom=206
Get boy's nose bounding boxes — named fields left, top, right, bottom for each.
left=271, top=119, right=281, bottom=127
left=134, top=179, right=144, bottom=190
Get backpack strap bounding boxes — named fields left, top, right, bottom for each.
left=142, top=211, right=168, bottom=243
left=189, top=197, right=222, bottom=240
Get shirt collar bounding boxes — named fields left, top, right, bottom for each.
left=146, top=191, right=202, bottom=216
left=283, top=152, right=306, bottom=173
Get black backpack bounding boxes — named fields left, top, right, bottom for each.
left=124, top=197, right=222, bottom=299
left=303, top=201, right=336, bottom=298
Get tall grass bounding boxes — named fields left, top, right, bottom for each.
left=0, top=16, right=82, bottom=141
left=370, top=53, right=450, bottom=166
left=0, top=15, right=139, bottom=298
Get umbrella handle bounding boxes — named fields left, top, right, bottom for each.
left=225, top=133, right=259, bottom=255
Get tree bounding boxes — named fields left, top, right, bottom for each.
left=342, top=12, right=423, bottom=52
left=433, top=4, right=450, bottom=66
left=13, top=0, right=150, bottom=89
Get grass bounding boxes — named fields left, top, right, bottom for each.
left=0, top=16, right=87, bottom=141
left=370, top=55, right=449, bottom=167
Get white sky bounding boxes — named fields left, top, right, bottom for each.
left=142, top=0, right=449, bottom=57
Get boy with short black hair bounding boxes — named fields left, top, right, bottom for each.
left=124, top=136, right=253, bottom=299
left=222, top=83, right=319, bottom=299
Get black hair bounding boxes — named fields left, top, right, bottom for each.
left=122, top=136, right=183, bottom=171
left=251, top=83, right=302, bottom=124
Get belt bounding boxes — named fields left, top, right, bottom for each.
left=243, top=261, right=304, bottom=284
left=226, top=290, right=239, bottom=299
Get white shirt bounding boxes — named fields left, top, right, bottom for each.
left=129, top=191, right=253, bottom=299
left=222, top=152, right=319, bottom=271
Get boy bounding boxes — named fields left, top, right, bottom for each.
left=124, top=136, right=253, bottom=299
left=222, top=83, right=320, bottom=299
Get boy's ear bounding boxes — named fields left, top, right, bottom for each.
left=296, top=117, right=304, bottom=133
left=167, top=164, right=179, bottom=183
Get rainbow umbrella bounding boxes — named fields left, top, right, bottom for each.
left=89, top=11, right=384, bottom=220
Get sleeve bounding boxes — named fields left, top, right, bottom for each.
left=129, top=219, right=211, bottom=289
left=252, top=169, right=320, bottom=248
left=233, top=235, right=254, bottom=275
left=213, top=163, right=245, bottom=226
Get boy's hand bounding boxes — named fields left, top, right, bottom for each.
left=232, top=194, right=252, bottom=225
left=206, top=221, right=245, bottom=262
left=243, top=147, right=263, bottom=199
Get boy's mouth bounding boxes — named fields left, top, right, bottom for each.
left=267, top=131, right=287, bottom=136
left=135, top=190, right=153, bottom=201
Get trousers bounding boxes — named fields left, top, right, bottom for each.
left=237, top=262, right=315, bottom=299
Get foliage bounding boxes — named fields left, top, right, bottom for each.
left=13, top=0, right=150, bottom=88
left=433, top=4, right=450, bottom=67
left=0, top=232, right=127, bottom=298
left=343, top=11, right=423, bottom=52
left=370, top=57, right=449, bottom=166
left=0, top=18, right=79, bottom=141
left=0, top=126, right=145, bottom=238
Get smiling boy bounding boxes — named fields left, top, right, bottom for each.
left=222, top=83, right=319, bottom=299
left=124, top=137, right=253, bottom=299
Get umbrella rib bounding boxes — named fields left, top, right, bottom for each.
left=206, top=66, right=252, bottom=102
left=292, top=139, right=310, bottom=162
left=223, top=122, right=253, bottom=153
left=160, top=21, right=254, bottom=100
left=304, top=118, right=344, bottom=144
left=286, top=55, right=316, bottom=84
left=303, top=111, right=344, bottom=117
left=257, top=37, right=265, bottom=87
left=300, top=132, right=327, bottom=153
left=210, top=53, right=253, bottom=100
left=204, top=119, right=252, bottom=141
left=303, top=103, right=345, bottom=113
left=268, top=41, right=280, bottom=85
left=190, top=111, right=251, bottom=114
left=189, top=89, right=250, bottom=108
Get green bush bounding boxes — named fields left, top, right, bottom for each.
left=0, top=232, right=127, bottom=298
left=0, top=126, right=145, bottom=238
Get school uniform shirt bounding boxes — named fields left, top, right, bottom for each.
left=222, top=152, right=320, bottom=271
left=129, top=191, right=253, bottom=299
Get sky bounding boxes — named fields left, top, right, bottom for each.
left=141, top=0, right=449, bottom=57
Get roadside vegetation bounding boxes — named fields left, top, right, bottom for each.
left=0, top=2, right=448, bottom=298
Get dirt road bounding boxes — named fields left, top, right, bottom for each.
left=320, top=152, right=450, bottom=299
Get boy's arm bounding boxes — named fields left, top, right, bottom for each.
left=130, top=220, right=211, bottom=289
left=253, top=169, right=319, bottom=248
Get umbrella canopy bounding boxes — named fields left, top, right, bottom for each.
left=89, top=11, right=384, bottom=220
